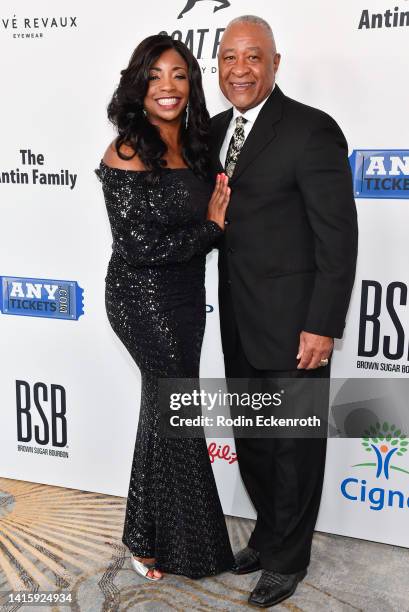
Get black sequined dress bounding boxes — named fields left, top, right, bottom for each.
left=95, top=161, right=234, bottom=578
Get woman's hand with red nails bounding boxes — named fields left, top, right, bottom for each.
left=207, top=173, right=231, bottom=230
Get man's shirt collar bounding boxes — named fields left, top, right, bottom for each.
left=231, top=83, right=276, bottom=125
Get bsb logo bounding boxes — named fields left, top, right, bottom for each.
left=349, top=150, right=409, bottom=199
left=358, top=280, right=409, bottom=364
left=341, top=422, right=409, bottom=511
left=16, top=380, right=67, bottom=447
left=0, top=275, right=84, bottom=320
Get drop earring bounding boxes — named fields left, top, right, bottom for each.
left=185, top=103, right=189, bottom=128
left=142, top=108, right=147, bottom=117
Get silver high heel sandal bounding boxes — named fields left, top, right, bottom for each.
left=131, top=556, right=162, bottom=581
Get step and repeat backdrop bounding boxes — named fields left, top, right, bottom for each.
left=1, top=0, right=408, bottom=547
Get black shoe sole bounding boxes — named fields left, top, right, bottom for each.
left=231, top=564, right=262, bottom=575
left=248, top=570, right=307, bottom=608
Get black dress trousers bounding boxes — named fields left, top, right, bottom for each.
left=224, top=299, right=329, bottom=574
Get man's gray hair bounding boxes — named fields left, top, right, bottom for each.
left=226, top=14, right=275, bottom=42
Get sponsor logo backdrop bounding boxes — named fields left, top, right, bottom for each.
left=0, top=0, right=408, bottom=546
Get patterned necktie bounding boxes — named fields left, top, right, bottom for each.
left=224, top=115, right=248, bottom=178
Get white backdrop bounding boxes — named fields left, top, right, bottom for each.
left=1, top=0, right=408, bottom=547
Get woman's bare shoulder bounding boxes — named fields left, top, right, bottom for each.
left=102, top=139, right=145, bottom=170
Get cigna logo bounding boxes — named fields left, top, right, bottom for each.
left=178, top=0, right=231, bottom=19
left=349, top=149, right=409, bottom=199
left=341, top=422, right=409, bottom=511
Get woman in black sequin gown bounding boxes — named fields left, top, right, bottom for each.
left=95, top=35, right=234, bottom=579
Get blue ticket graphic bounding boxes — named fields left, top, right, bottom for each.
left=0, top=276, right=84, bottom=320
left=349, top=149, right=409, bottom=199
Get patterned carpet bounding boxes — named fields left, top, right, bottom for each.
left=1, top=477, right=409, bottom=611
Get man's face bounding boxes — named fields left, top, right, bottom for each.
left=218, top=22, right=280, bottom=113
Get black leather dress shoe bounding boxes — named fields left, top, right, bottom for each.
left=248, top=568, right=307, bottom=607
left=231, top=546, right=261, bottom=575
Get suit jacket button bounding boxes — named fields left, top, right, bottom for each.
left=227, top=247, right=234, bottom=254
left=224, top=218, right=230, bottom=226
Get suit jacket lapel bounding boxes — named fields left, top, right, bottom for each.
left=211, top=108, right=232, bottom=173
left=229, top=85, right=285, bottom=183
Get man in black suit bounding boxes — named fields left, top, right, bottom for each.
left=211, top=15, right=358, bottom=608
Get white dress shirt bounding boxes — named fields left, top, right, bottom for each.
left=219, top=84, right=276, bottom=168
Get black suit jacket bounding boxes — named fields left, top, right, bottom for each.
left=210, top=85, right=358, bottom=370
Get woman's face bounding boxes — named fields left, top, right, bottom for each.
left=144, top=48, right=190, bottom=125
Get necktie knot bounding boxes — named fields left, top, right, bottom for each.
left=236, top=115, right=247, bottom=126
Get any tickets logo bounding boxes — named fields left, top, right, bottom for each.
left=0, top=275, right=84, bottom=320
left=349, top=149, right=409, bottom=199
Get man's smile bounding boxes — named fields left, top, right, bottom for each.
left=230, top=82, right=255, bottom=91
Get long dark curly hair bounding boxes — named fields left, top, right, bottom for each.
left=107, top=35, right=210, bottom=181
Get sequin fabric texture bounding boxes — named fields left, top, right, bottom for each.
left=95, top=161, right=234, bottom=578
